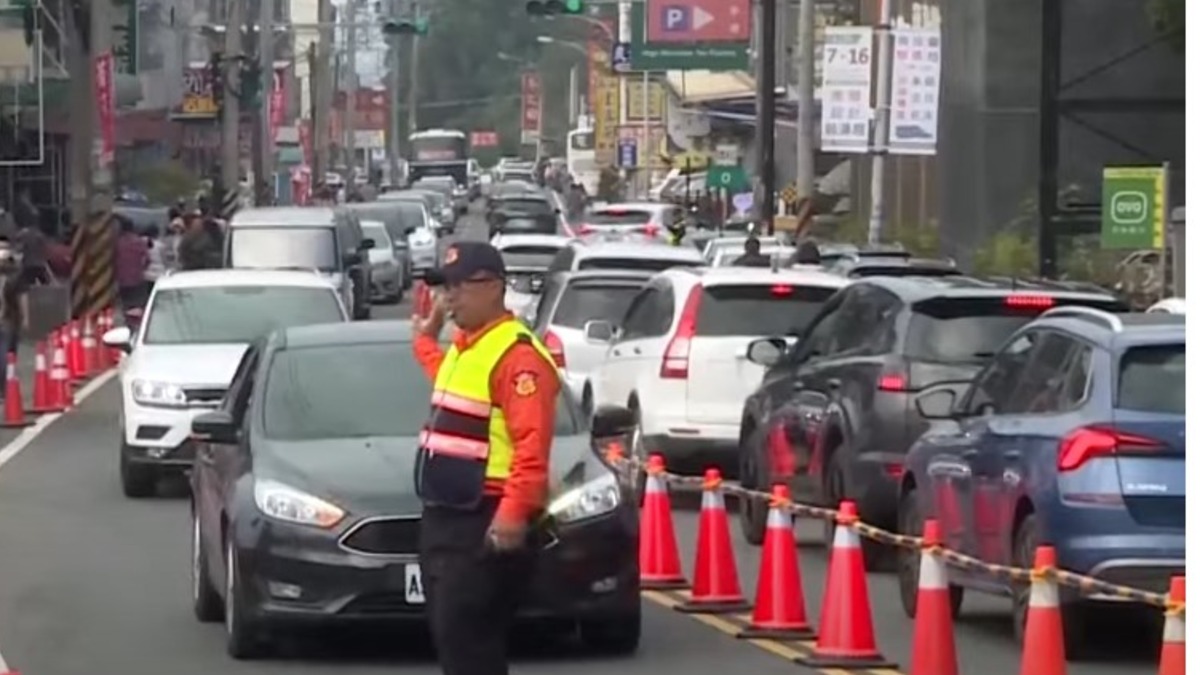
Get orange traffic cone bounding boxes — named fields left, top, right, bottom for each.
left=67, top=320, right=85, bottom=382
left=50, top=330, right=71, bottom=410
left=639, top=454, right=688, bottom=590
left=29, top=340, right=54, bottom=413
left=81, top=315, right=99, bottom=375
left=910, top=520, right=959, bottom=675
left=94, top=311, right=111, bottom=369
left=797, top=501, right=895, bottom=668
left=1018, top=546, right=1066, bottom=675
left=1, top=352, right=29, bottom=428
left=676, top=468, right=750, bottom=614
left=1158, top=577, right=1184, bottom=675
left=737, top=484, right=814, bottom=639
left=104, top=309, right=120, bottom=365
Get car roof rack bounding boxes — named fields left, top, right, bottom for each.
left=1040, top=306, right=1123, bottom=332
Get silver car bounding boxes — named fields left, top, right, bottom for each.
left=361, top=220, right=404, bottom=303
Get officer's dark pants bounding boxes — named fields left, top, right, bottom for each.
left=419, top=498, right=534, bottom=675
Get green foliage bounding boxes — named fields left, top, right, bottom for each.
left=1147, top=0, right=1185, bottom=51
left=124, top=161, right=200, bottom=205
left=971, top=231, right=1038, bottom=277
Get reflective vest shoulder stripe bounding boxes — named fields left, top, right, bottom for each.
left=431, top=389, right=493, bottom=417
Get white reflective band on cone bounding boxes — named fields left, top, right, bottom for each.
left=832, top=523, right=860, bottom=549
left=766, top=506, right=790, bottom=529
left=917, top=549, right=948, bottom=589
left=1162, top=613, right=1185, bottom=642
left=701, top=487, right=724, bottom=510
left=1029, top=577, right=1059, bottom=608
left=35, top=354, right=44, bottom=370
left=645, top=475, right=666, bottom=494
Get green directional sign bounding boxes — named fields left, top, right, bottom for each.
left=706, top=165, right=748, bottom=191
left=1101, top=166, right=1165, bottom=250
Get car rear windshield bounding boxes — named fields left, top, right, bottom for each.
left=552, top=282, right=643, bottom=328
left=695, top=285, right=838, bottom=337
left=229, top=227, right=338, bottom=272
left=144, top=287, right=343, bottom=345
left=1117, top=344, right=1185, bottom=414
left=262, top=344, right=582, bottom=440
left=578, top=257, right=692, bottom=272
left=501, top=245, right=561, bottom=269
left=497, top=216, right=557, bottom=236
left=905, top=296, right=1122, bottom=364
left=587, top=210, right=653, bottom=226
left=848, top=265, right=959, bottom=278
left=499, top=199, right=554, bottom=216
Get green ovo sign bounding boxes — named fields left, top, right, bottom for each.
left=1101, top=166, right=1165, bottom=250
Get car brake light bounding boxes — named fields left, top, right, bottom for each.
left=660, top=285, right=702, bottom=379
left=1057, top=426, right=1162, bottom=472
left=877, top=373, right=908, bottom=392
left=1005, top=294, right=1055, bottom=309
left=577, top=224, right=595, bottom=235
left=642, top=223, right=659, bottom=236
left=770, top=284, right=793, bottom=297
left=543, top=330, right=566, bottom=368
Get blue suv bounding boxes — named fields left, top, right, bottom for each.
left=897, top=308, right=1184, bottom=659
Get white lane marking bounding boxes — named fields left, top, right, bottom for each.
left=0, top=367, right=117, bottom=669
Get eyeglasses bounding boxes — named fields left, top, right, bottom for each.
left=445, top=275, right=502, bottom=291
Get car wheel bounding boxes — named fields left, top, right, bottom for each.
left=192, top=510, right=223, bottom=622
left=224, top=537, right=268, bottom=659
left=821, top=445, right=890, bottom=571
left=737, top=424, right=768, bottom=546
left=580, top=610, right=641, bottom=655
left=1011, top=514, right=1088, bottom=661
left=897, top=488, right=962, bottom=619
left=119, top=443, right=156, bottom=498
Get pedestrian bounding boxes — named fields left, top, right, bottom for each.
left=161, top=211, right=184, bottom=272
left=143, top=223, right=167, bottom=291
left=14, top=217, right=48, bottom=286
left=114, top=215, right=149, bottom=311
left=410, top=241, right=560, bottom=675
left=0, top=237, right=28, bottom=359
left=731, top=236, right=773, bottom=267
left=177, top=210, right=215, bottom=270
left=792, top=238, right=821, bottom=266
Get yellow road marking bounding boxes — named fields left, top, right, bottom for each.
left=641, top=589, right=906, bottom=675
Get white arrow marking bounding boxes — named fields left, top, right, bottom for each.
left=693, top=6, right=713, bottom=29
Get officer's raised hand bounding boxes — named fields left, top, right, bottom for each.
left=412, top=290, right=446, bottom=338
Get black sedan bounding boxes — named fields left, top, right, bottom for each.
left=188, top=321, right=641, bottom=659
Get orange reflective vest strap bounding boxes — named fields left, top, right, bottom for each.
left=426, top=318, right=555, bottom=481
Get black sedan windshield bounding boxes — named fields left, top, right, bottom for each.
left=263, top=343, right=582, bottom=440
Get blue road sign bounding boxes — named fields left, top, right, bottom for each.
left=611, top=42, right=632, bottom=72
left=617, top=139, right=638, bottom=169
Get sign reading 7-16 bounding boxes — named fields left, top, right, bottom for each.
left=647, top=0, right=750, bottom=43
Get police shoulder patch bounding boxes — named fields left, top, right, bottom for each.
left=513, top=371, right=538, bottom=397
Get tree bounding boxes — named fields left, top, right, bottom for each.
left=1147, top=0, right=1184, bottom=51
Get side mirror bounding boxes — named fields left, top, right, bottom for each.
left=583, top=319, right=616, bottom=343
left=916, top=389, right=959, bottom=420
left=360, top=238, right=375, bottom=250
left=403, top=225, right=417, bottom=235
left=102, top=326, right=133, bottom=353
left=191, top=410, right=239, bottom=444
left=591, top=405, right=636, bottom=438
left=746, top=337, right=786, bottom=367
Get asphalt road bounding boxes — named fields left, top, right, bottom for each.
left=0, top=202, right=1164, bottom=674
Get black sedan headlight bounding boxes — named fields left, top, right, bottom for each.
left=547, top=472, right=621, bottom=523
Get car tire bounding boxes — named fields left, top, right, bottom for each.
left=119, top=443, right=156, bottom=498
left=897, top=488, right=962, bottom=619
left=224, top=537, right=268, bottom=659
left=737, top=423, right=768, bottom=546
left=579, top=610, right=641, bottom=655
left=821, top=445, right=890, bottom=572
left=1012, top=514, right=1088, bottom=661
left=192, top=510, right=224, bottom=623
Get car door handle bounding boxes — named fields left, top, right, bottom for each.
left=961, top=449, right=979, bottom=459
left=1003, top=449, right=1022, bottom=460
left=612, top=349, right=622, bottom=357
left=827, top=378, right=842, bottom=391
left=632, top=347, right=642, bottom=355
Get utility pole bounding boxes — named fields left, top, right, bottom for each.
left=313, top=0, right=333, bottom=181
left=866, top=0, right=893, bottom=244
left=342, top=0, right=358, bottom=187
left=755, top=0, right=777, bottom=232
left=65, top=0, right=94, bottom=227
left=385, top=0, right=402, bottom=186
left=794, top=0, right=816, bottom=221
left=406, top=2, right=421, bottom=136
left=258, top=0, right=276, bottom=204
left=220, top=0, right=245, bottom=218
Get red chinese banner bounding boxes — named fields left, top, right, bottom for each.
left=93, top=51, right=115, bottom=167
left=520, top=71, right=541, bottom=144
left=470, top=131, right=499, bottom=147
left=333, top=88, right=388, bottom=132
left=587, top=17, right=616, bottom=119
left=299, top=121, right=312, bottom=165
left=270, top=67, right=286, bottom=142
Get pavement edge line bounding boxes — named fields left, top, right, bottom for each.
left=0, top=368, right=117, bottom=471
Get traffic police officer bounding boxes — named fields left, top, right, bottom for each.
left=411, top=241, right=560, bottom=675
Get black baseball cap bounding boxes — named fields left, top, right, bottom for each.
left=425, top=241, right=507, bottom=286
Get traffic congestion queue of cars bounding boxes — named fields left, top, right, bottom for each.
left=497, top=194, right=1184, bottom=659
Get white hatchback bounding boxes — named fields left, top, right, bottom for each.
left=105, top=269, right=350, bottom=498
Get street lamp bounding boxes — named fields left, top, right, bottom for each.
left=536, top=35, right=588, bottom=57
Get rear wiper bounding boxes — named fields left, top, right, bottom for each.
left=972, top=351, right=996, bottom=359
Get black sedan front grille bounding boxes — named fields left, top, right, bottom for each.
left=339, top=517, right=421, bottom=555
left=342, top=592, right=419, bottom=615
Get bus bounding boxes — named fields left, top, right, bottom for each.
left=407, top=129, right=469, bottom=187
left=565, top=127, right=599, bottom=196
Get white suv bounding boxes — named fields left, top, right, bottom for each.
left=104, top=269, right=350, bottom=498
left=583, top=266, right=847, bottom=474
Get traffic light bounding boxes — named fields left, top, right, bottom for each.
left=239, top=61, right=262, bottom=107
left=525, top=0, right=584, bottom=16
left=382, top=17, right=429, bottom=35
